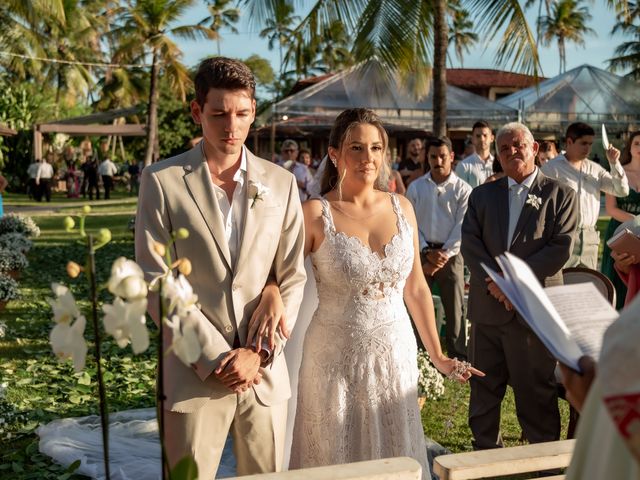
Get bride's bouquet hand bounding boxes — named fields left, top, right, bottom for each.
left=246, top=284, right=288, bottom=352
left=433, top=356, right=485, bottom=383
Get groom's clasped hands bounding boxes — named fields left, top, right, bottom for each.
left=213, top=284, right=287, bottom=394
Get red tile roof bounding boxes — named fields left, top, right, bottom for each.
left=288, top=68, right=544, bottom=96
left=446, top=69, right=543, bottom=88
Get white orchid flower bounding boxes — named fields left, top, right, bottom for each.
left=102, top=297, right=149, bottom=354
left=50, top=316, right=88, bottom=372
left=166, top=315, right=202, bottom=366
left=48, top=283, right=81, bottom=324
left=107, top=257, right=148, bottom=300
left=162, top=274, right=198, bottom=318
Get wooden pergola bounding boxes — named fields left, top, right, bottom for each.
left=0, top=123, right=17, bottom=136
left=33, top=106, right=146, bottom=160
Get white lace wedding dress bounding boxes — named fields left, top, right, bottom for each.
left=289, top=194, right=429, bottom=479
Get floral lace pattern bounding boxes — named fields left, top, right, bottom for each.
left=289, top=194, right=429, bottom=479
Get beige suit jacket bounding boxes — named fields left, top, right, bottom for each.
left=135, top=146, right=306, bottom=413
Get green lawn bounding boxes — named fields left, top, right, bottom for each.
left=0, top=201, right=608, bottom=478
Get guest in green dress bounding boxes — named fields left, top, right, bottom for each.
left=602, top=131, right=640, bottom=309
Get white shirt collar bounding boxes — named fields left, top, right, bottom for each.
left=426, top=171, right=457, bottom=187
left=507, top=167, right=538, bottom=190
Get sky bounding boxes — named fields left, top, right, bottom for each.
left=174, top=1, right=623, bottom=80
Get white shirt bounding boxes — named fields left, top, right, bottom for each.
left=455, top=152, right=495, bottom=188
left=406, top=171, right=471, bottom=257
left=36, top=161, right=54, bottom=182
left=27, top=162, right=40, bottom=179
left=210, top=146, right=247, bottom=266
left=98, top=159, right=118, bottom=177
left=507, top=168, right=538, bottom=246
left=290, top=162, right=314, bottom=201
left=542, top=154, right=629, bottom=229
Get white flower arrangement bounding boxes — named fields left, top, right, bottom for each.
left=0, top=248, right=28, bottom=273
left=0, top=214, right=40, bottom=238
left=0, top=274, right=19, bottom=302
left=417, top=349, right=445, bottom=401
left=0, top=233, right=32, bottom=253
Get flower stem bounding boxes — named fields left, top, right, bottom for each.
left=87, top=234, right=110, bottom=480
left=158, top=278, right=169, bottom=480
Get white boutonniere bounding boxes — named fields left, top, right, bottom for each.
left=248, top=180, right=269, bottom=208
left=526, top=194, right=542, bottom=210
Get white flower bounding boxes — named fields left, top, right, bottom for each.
left=107, top=257, right=148, bottom=300
left=248, top=180, right=270, bottom=208
left=48, top=283, right=81, bottom=324
left=0, top=382, right=7, bottom=399
left=0, top=321, right=6, bottom=338
left=102, top=297, right=149, bottom=354
left=162, top=274, right=198, bottom=318
left=166, top=315, right=202, bottom=366
left=50, top=316, right=88, bottom=372
left=526, top=194, right=542, bottom=210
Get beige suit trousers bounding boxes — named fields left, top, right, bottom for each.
left=164, top=389, right=287, bottom=479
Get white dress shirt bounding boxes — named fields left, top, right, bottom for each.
left=507, top=168, right=538, bottom=246
left=27, top=162, right=40, bottom=179
left=455, top=152, right=495, bottom=188
left=36, top=161, right=54, bottom=182
left=98, top=159, right=118, bottom=177
left=290, top=162, right=314, bottom=201
left=209, top=146, right=247, bottom=267
left=406, top=171, right=472, bottom=257
left=542, top=155, right=629, bottom=229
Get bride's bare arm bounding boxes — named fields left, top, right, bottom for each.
left=246, top=200, right=325, bottom=350
left=398, top=196, right=483, bottom=382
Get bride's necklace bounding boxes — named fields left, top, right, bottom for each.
left=331, top=202, right=384, bottom=221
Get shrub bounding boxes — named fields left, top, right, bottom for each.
left=0, top=274, right=19, bottom=301
left=0, top=232, right=32, bottom=253
left=0, top=214, right=40, bottom=238
left=0, top=248, right=28, bottom=273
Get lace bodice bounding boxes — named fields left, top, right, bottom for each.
left=312, top=193, right=414, bottom=306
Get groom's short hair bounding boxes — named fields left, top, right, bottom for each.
left=194, top=57, right=256, bottom=106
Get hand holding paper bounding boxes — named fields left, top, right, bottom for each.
left=482, top=252, right=618, bottom=372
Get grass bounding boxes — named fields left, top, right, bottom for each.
left=0, top=196, right=610, bottom=479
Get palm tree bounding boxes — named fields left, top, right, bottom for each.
left=200, top=0, right=240, bottom=55
left=538, top=0, right=596, bottom=74
left=242, top=0, right=539, bottom=134
left=112, top=0, right=215, bottom=166
left=448, top=6, right=478, bottom=67
left=259, top=0, right=300, bottom=85
left=608, top=4, right=640, bottom=78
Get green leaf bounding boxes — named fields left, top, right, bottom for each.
left=77, top=372, right=91, bottom=386
left=170, top=455, right=198, bottom=480
left=65, top=460, right=81, bottom=473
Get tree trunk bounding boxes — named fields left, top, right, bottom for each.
left=559, top=37, right=565, bottom=74
left=433, top=0, right=448, bottom=137
left=144, top=49, right=160, bottom=166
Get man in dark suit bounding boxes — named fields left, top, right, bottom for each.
left=461, top=122, right=578, bottom=450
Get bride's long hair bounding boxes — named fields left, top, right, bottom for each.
left=320, top=108, right=390, bottom=196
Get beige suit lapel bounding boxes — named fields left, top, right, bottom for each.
left=182, top=148, right=233, bottom=271
left=234, top=150, right=267, bottom=275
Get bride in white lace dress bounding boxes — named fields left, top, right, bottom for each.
left=255, top=109, right=482, bottom=479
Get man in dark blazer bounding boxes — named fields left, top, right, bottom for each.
left=461, top=122, right=578, bottom=450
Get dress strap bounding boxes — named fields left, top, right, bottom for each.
left=320, top=197, right=336, bottom=235
left=389, top=193, right=409, bottom=231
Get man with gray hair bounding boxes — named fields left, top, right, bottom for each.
left=280, top=139, right=313, bottom=201
left=461, top=122, right=578, bottom=450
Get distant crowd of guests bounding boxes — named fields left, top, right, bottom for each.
left=26, top=138, right=142, bottom=202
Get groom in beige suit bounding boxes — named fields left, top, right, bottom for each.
left=135, top=57, right=306, bottom=478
